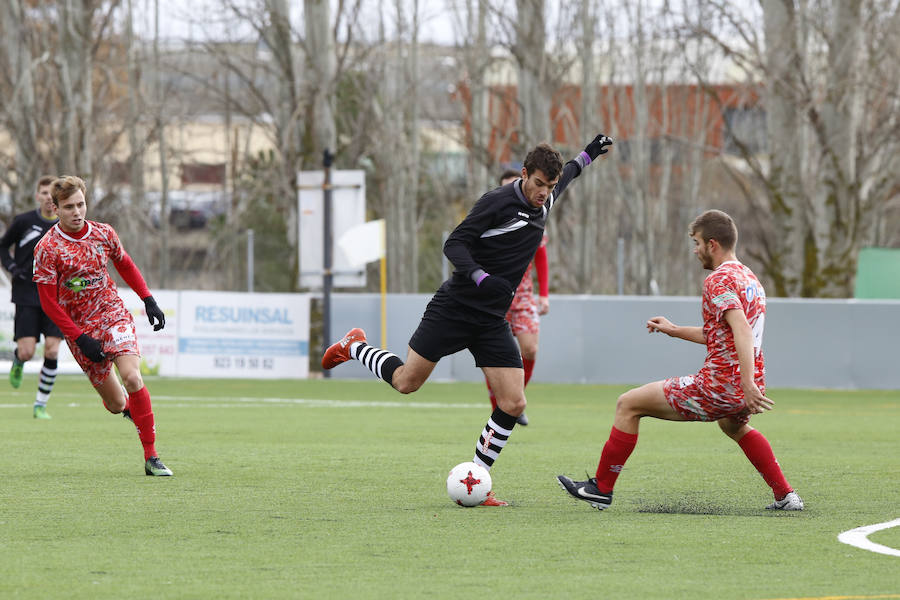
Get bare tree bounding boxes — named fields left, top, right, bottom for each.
left=691, top=0, right=900, bottom=297
left=369, top=0, right=421, bottom=293
left=513, top=0, right=552, bottom=148
left=0, top=1, right=45, bottom=210
left=0, top=1, right=136, bottom=222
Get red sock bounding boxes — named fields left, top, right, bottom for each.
left=595, top=426, right=638, bottom=493
left=737, top=430, right=792, bottom=499
left=522, top=358, right=535, bottom=388
left=127, top=386, right=157, bottom=460
left=485, top=378, right=497, bottom=411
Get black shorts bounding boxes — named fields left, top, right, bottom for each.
left=14, top=305, right=64, bottom=341
left=408, top=294, right=523, bottom=368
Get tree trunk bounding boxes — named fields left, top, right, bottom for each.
left=384, top=0, right=420, bottom=293
left=762, top=0, right=807, bottom=296
left=126, top=0, right=147, bottom=267
left=154, top=0, right=171, bottom=287
left=578, top=0, right=600, bottom=292
left=1, top=0, right=42, bottom=210
left=815, top=0, right=863, bottom=297
left=515, top=0, right=551, bottom=148
left=466, top=0, right=490, bottom=198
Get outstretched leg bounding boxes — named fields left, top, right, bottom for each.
left=558, top=380, right=686, bottom=510
left=322, top=328, right=426, bottom=392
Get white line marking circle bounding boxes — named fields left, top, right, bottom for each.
left=837, top=518, right=900, bottom=557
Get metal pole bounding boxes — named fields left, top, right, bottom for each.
left=247, top=229, right=254, bottom=292
left=322, top=149, right=334, bottom=378
left=617, top=237, right=625, bottom=295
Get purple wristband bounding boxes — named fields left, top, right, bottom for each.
left=475, top=272, right=490, bottom=286
left=580, top=150, right=592, bottom=166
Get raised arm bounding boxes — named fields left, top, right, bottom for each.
left=549, top=135, right=613, bottom=206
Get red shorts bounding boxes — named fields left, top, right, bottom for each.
left=68, top=318, right=140, bottom=387
left=505, top=301, right=540, bottom=336
left=663, top=374, right=753, bottom=425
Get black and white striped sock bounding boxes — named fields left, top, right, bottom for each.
left=350, top=342, right=403, bottom=386
left=473, top=408, right=517, bottom=470
left=34, top=358, right=58, bottom=408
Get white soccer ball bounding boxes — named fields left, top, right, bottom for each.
left=446, top=461, right=492, bottom=507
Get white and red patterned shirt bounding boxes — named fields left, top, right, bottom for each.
left=508, top=234, right=548, bottom=312
left=33, top=221, right=131, bottom=331
left=697, top=260, right=766, bottom=392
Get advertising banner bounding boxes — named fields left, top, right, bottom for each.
left=177, top=291, right=310, bottom=379
left=118, top=289, right=179, bottom=376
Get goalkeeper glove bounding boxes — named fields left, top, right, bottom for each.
left=476, top=273, right=514, bottom=300
left=581, top=134, right=614, bottom=163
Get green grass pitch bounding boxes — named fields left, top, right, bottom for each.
left=2, top=376, right=899, bottom=599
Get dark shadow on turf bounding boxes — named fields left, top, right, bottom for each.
left=632, top=495, right=801, bottom=516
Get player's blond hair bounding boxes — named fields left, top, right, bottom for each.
left=690, top=209, right=737, bottom=251
left=50, top=176, right=86, bottom=207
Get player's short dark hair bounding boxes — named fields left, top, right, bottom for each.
left=36, top=175, right=55, bottom=190
left=498, top=169, right=519, bottom=186
left=690, top=209, right=738, bottom=250
left=523, top=143, right=563, bottom=180
left=50, top=175, right=86, bottom=207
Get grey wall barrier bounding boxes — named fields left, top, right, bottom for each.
left=328, top=294, right=900, bottom=390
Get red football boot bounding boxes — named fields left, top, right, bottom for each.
left=321, top=328, right=367, bottom=370
left=479, top=491, right=509, bottom=507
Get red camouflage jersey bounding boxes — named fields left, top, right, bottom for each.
left=33, top=221, right=132, bottom=331
left=697, top=260, right=766, bottom=394
left=508, top=234, right=548, bottom=312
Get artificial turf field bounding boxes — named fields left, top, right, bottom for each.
left=2, top=375, right=899, bottom=599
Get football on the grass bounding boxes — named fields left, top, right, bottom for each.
left=446, top=461, right=491, bottom=507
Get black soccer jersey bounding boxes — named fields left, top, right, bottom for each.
left=1, top=209, right=58, bottom=306
left=441, top=155, right=588, bottom=317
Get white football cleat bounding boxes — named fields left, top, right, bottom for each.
left=766, top=491, right=804, bottom=511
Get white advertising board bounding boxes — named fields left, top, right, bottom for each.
left=118, top=289, right=179, bottom=376
left=0, top=280, right=81, bottom=373
left=298, top=169, right=366, bottom=288
left=176, top=291, right=310, bottom=379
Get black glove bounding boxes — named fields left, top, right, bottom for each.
left=477, top=274, right=514, bottom=300
left=75, top=333, right=106, bottom=363
left=9, top=265, right=29, bottom=281
left=143, top=296, right=165, bottom=331
left=584, top=134, right=614, bottom=161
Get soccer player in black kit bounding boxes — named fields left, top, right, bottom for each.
left=1, top=175, right=64, bottom=418
left=323, top=135, right=613, bottom=505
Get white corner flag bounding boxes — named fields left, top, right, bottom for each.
left=337, top=219, right=386, bottom=268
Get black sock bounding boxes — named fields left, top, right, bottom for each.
left=473, top=408, right=517, bottom=469
left=352, top=343, right=404, bottom=386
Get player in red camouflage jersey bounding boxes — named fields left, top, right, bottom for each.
left=484, top=170, right=550, bottom=426
left=558, top=209, right=803, bottom=511
left=32, top=176, right=173, bottom=476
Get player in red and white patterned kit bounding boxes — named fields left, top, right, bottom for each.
left=33, top=176, right=173, bottom=476
left=484, top=170, right=550, bottom=426
left=558, top=210, right=803, bottom=511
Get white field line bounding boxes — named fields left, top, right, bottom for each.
left=1, top=395, right=485, bottom=410
left=837, top=518, right=900, bottom=558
